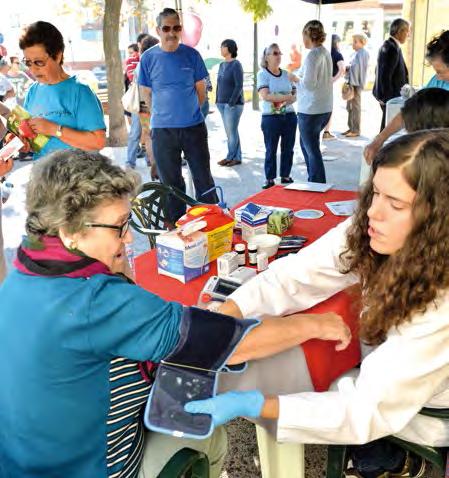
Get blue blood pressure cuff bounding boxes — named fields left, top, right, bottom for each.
left=144, top=306, right=259, bottom=439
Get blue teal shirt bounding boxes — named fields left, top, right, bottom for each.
left=0, top=271, right=182, bottom=478
left=24, top=76, right=106, bottom=159
left=257, top=68, right=296, bottom=115
left=425, top=75, right=449, bottom=90
left=138, top=44, right=208, bottom=128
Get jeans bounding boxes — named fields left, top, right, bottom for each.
left=346, top=86, right=362, bottom=134
left=297, top=111, right=331, bottom=183
left=261, top=113, right=297, bottom=180
left=217, top=103, right=244, bottom=162
left=151, top=122, right=219, bottom=222
left=127, top=113, right=149, bottom=168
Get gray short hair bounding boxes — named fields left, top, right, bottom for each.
left=156, top=8, right=180, bottom=27
left=260, top=43, right=280, bottom=69
left=25, top=149, right=140, bottom=238
left=390, top=18, right=409, bottom=37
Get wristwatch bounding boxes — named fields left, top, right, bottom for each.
left=55, top=124, right=63, bottom=138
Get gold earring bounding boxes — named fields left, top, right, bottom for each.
left=68, top=240, right=78, bottom=251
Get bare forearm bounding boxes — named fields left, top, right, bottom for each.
left=262, top=92, right=292, bottom=103
left=261, top=396, right=280, bottom=419
left=57, top=127, right=106, bottom=150
left=227, top=314, right=320, bottom=365
left=376, top=112, right=403, bottom=144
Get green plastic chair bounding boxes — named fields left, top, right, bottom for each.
left=157, top=447, right=209, bottom=478
left=326, top=407, right=449, bottom=477
left=130, top=182, right=201, bottom=249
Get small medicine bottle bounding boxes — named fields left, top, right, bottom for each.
left=248, top=243, right=258, bottom=266
left=257, top=252, right=268, bottom=272
left=234, top=243, right=246, bottom=266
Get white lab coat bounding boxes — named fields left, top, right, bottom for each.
left=230, top=219, right=449, bottom=446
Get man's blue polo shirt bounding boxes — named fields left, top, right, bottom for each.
left=138, top=44, right=208, bottom=128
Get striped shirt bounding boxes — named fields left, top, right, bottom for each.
left=107, top=357, right=152, bottom=478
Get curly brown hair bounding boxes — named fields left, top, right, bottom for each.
left=341, top=129, right=449, bottom=344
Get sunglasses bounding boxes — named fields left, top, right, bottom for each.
left=161, top=25, right=182, bottom=33
left=85, top=213, right=132, bottom=239
left=22, top=55, right=50, bottom=68
left=271, top=51, right=282, bottom=56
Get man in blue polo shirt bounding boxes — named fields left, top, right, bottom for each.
left=138, top=7, right=218, bottom=222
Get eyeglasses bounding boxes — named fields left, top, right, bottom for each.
left=161, top=25, right=182, bottom=33
left=271, top=51, right=282, bottom=56
left=22, top=55, right=50, bottom=68
left=85, top=213, right=132, bottom=238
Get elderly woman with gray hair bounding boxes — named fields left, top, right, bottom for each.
left=0, top=149, right=350, bottom=477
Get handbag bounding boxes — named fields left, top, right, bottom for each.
left=342, top=82, right=355, bottom=101
left=121, top=81, right=140, bottom=114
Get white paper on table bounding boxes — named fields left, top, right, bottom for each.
left=0, top=136, right=24, bottom=161
left=284, top=182, right=334, bottom=193
left=325, top=200, right=358, bottom=216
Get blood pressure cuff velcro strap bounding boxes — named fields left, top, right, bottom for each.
left=164, top=306, right=260, bottom=372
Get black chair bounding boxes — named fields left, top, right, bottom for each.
left=130, top=182, right=201, bottom=248
left=157, top=447, right=209, bottom=478
left=326, top=407, right=449, bottom=477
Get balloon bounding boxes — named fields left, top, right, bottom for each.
left=0, top=33, right=4, bottom=44
left=181, top=12, right=203, bottom=48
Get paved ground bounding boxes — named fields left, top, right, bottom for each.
left=2, top=92, right=443, bottom=477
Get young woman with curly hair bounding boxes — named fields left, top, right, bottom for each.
left=187, top=129, right=449, bottom=477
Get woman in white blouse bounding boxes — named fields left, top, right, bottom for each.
left=187, top=129, right=449, bottom=476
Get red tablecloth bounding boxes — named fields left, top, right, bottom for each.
left=135, top=186, right=361, bottom=391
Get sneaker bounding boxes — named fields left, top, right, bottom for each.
left=262, top=179, right=275, bottom=189
left=323, top=131, right=336, bottom=140
left=281, top=177, right=294, bottom=184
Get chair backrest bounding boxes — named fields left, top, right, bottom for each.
left=157, top=447, right=209, bottom=478
left=130, top=182, right=200, bottom=248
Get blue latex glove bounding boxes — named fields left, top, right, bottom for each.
left=184, top=390, right=265, bottom=427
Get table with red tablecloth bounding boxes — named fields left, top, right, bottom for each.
left=135, top=186, right=361, bottom=392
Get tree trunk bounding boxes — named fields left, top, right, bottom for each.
left=252, top=21, right=259, bottom=111
left=103, top=0, right=128, bottom=146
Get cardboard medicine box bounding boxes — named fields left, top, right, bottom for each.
left=240, top=203, right=271, bottom=242
left=176, top=205, right=235, bottom=262
left=156, top=230, right=210, bottom=284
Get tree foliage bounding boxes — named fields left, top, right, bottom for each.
left=239, top=0, right=272, bottom=22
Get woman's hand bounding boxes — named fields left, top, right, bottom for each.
left=288, top=72, right=299, bottom=83
left=185, top=390, right=265, bottom=427
left=217, top=299, right=243, bottom=318
left=304, top=312, right=352, bottom=351
left=0, top=157, right=13, bottom=176
left=364, top=137, right=383, bottom=165
left=28, top=118, right=58, bottom=137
